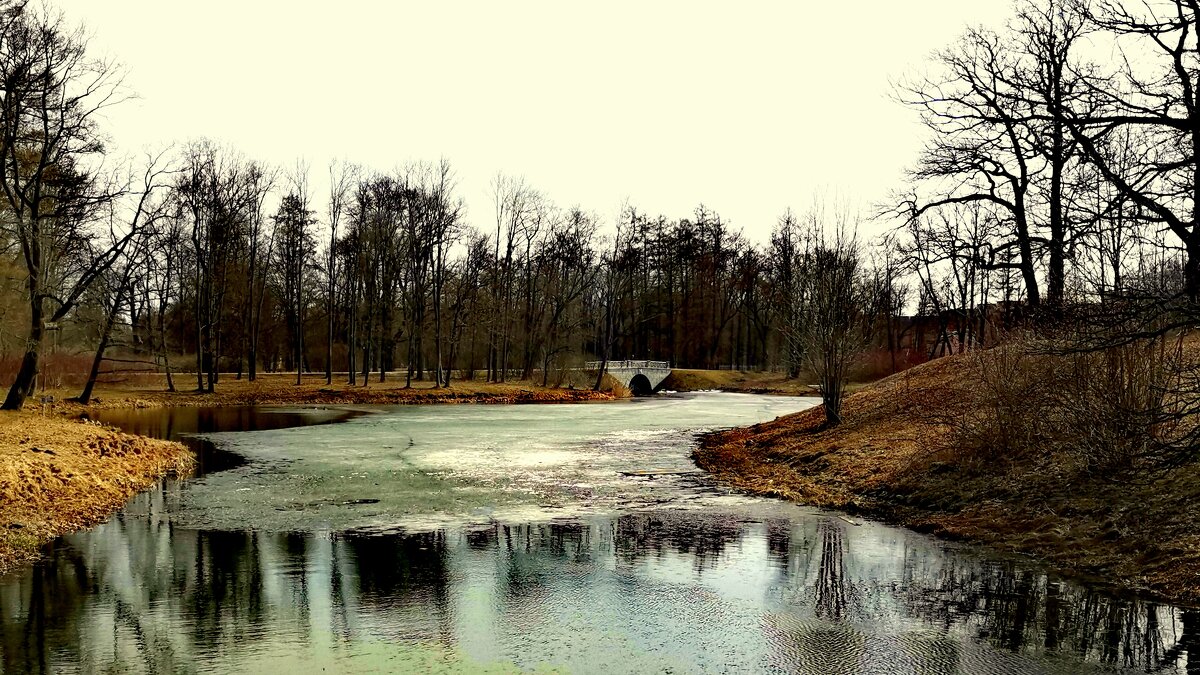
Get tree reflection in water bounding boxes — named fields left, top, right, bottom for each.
left=897, top=542, right=1200, bottom=672
left=812, top=520, right=858, bottom=623
left=2, top=502, right=1200, bottom=674
left=611, top=512, right=745, bottom=573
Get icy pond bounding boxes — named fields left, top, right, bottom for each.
left=1, top=392, right=1196, bottom=674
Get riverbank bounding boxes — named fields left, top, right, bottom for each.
left=694, top=348, right=1200, bottom=605
left=661, top=368, right=878, bottom=397
left=45, top=374, right=616, bottom=416
left=1, top=375, right=613, bottom=571
left=0, top=411, right=193, bottom=574
left=662, top=369, right=819, bottom=395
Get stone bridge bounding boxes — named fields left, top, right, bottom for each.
left=584, top=360, right=672, bottom=395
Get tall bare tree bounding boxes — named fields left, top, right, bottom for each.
left=77, top=153, right=172, bottom=403
left=786, top=211, right=873, bottom=428
left=325, top=159, right=353, bottom=384
left=0, top=5, right=136, bottom=409
left=1065, top=0, right=1200, bottom=300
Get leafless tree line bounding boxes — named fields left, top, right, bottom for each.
left=6, top=0, right=1200, bottom=430
left=886, top=0, right=1200, bottom=461
left=893, top=0, right=1200, bottom=322
left=0, top=1, right=935, bottom=424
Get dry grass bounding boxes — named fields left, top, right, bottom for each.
left=0, top=411, right=192, bottom=574
left=34, top=372, right=617, bottom=416
left=663, top=369, right=823, bottom=396
left=695, top=355, right=971, bottom=509
left=663, top=361, right=903, bottom=397
left=694, top=344, right=1200, bottom=605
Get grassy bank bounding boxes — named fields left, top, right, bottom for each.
left=661, top=368, right=885, bottom=396
left=662, top=369, right=820, bottom=396
left=0, top=411, right=193, bottom=574
left=694, top=348, right=1200, bottom=605
left=41, top=373, right=615, bottom=415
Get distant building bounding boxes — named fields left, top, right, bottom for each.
left=892, top=301, right=1028, bottom=359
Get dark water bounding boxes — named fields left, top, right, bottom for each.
left=87, top=405, right=364, bottom=475
left=0, top=394, right=1196, bottom=674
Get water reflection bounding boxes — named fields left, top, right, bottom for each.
left=92, top=406, right=363, bottom=475
left=7, top=396, right=1198, bottom=673
left=2, top=497, right=1196, bottom=674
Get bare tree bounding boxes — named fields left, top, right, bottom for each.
left=592, top=220, right=628, bottom=392
left=896, top=26, right=1044, bottom=309
left=0, top=5, right=136, bottom=409
left=772, top=209, right=809, bottom=377
left=897, top=203, right=998, bottom=358
left=538, top=208, right=598, bottom=385
left=241, top=162, right=274, bottom=381
left=78, top=153, right=172, bottom=403
left=1064, top=0, right=1200, bottom=300
left=787, top=210, right=873, bottom=427
left=175, top=141, right=256, bottom=392
left=490, top=173, right=534, bottom=382
left=427, top=159, right=463, bottom=388
left=273, top=174, right=315, bottom=386
left=325, top=159, right=353, bottom=384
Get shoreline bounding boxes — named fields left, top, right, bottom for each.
left=0, top=370, right=791, bottom=577
left=0, top=411, right=193, bottom=576
left=692, top=352, right=1200, bottom=607
left=7, top=364, right=1192, bottom=610
left=50, top=377, right=617, bottom=415
left=1, top=377, right=615, bottom=575
left=662, top=369, right=821, bottom=397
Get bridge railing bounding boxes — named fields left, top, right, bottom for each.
left=584, top=360, right=670, bottom=371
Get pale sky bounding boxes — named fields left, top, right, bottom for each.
left=55, top=1, right=1014, bottom=242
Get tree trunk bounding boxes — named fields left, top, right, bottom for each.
left=195, top=274, right=205, bottom=392
left=79, top=284, right=127, bottom=404
left=1189, top=127, right=1200, bottom=301
left=2, top=296, right=43, bottom=410
left=295, top=308, right=303, bottom=386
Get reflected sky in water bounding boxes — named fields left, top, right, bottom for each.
left=2, top=393, right=1197, bottom=674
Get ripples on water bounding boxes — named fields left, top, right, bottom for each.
left=0, top=393, right=1196, bottom=674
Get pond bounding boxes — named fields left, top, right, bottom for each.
left=0, top=393, right=1195, bottom=674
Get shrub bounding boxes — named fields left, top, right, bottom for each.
left=950, top=344, right=1063, bottom=470
left=950, top=335, right=1191, bottom=478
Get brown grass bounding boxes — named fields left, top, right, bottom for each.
left=663, top=369, right=823, bottom=396
left=694, top=346, right=1200, bottom=605
left=34, top=372, right=617, bottom=416
left=0, top=411, right=193, bottom=574
left=662, top=352, right=918, bottom=397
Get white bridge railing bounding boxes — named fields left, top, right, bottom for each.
left=584, top=360, right=670, bottom=370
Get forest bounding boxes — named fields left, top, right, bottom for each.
left=0, top=0, right=1195, bottom=423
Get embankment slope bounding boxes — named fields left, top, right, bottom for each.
left=694, top=351, right=1200, bottom=604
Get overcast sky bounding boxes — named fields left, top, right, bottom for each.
left=55, top=1, right=1014, bottom=242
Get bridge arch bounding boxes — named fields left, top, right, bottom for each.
left=584, top=360, right=672, bottom=396
left=628, top=373, right=654, bottom=396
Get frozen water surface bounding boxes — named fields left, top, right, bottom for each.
left=1, top=392, right=1197, bottom=674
